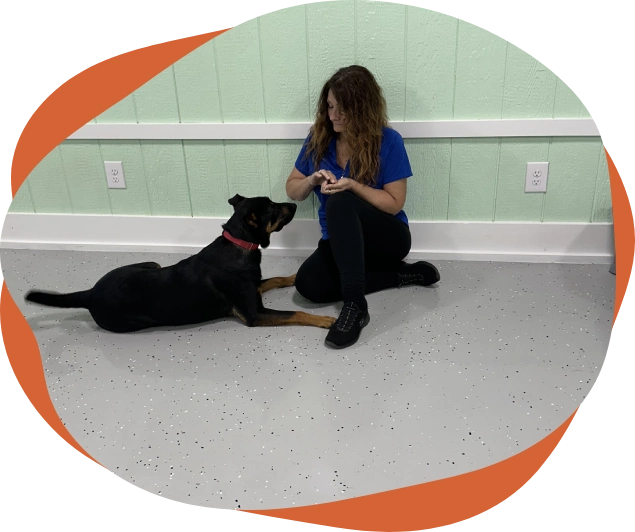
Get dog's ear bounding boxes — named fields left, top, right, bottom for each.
left=246, top=212, right=259, bottom=228
left=228, top=194, right=245, bottom=208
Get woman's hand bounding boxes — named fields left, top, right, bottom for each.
left=319, top=171, right=337, bottom=194
left=309, top=169, right=337, bottom=187
left=322, top=177, right=358, bottom=195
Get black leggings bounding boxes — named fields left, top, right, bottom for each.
left=295, top=191, right=411, bottom=304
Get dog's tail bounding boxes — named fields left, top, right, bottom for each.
left=25, top=289, right=91, bottom=309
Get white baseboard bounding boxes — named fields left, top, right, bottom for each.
left=1, top=213, right=614, bottom=264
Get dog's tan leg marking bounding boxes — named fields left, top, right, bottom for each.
left=232, top=306, right=334, bottom=328
left=258, top=274, right=296, bottom=295
left=254, top=311, right=335, bottom=329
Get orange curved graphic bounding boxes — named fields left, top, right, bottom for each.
left=11, top=30, right=227, bottom=197
left=245, top=411, right=575, bottom=530
left=1, top=284, right=100, bottom=464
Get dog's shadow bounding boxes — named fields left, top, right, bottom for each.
left=26, top=310, right=95, bottom=332
left=25, top=309, right=244, bottom=335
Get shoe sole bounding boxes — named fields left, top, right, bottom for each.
left=324, top=313, right=371, bottom=350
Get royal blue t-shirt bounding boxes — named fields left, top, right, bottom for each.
left=294, top=127, right=412, bottom=240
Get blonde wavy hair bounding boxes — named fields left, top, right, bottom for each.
left=304, top=65, right=389, bottom=186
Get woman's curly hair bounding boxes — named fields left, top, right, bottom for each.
left=304, top=65, right=389, bottom=186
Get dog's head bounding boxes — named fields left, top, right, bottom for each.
left=225, top=194, right=297, bottom=249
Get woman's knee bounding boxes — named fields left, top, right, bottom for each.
left=325, top=190, right=357, bottom=218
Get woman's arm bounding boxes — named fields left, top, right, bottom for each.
left=322, top=175, right=407, bottom=215
left=286, top=168, right=313, bottom=201
left=353, top=179, right=407, bottom=215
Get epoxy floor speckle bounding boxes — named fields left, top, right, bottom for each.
left=0, top=249, right=614, bottom=509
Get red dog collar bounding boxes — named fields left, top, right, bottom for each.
left=223, top=230, right=259, bottom=251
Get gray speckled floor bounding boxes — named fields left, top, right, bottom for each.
left=0, top=248, right=614, bottom=510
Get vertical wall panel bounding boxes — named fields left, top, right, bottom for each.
left=224, top=141, right=270, bottom=198
left=134, top=67, right=181, bottom=122
left=448, top=139, right=500, bottom=221
left=173, top=41, right=222, bottom=123
left=502, top=44, right=557, bottom=118
left=356, top=1, right=407, bottom=120
left=543, top=138, right=602, bottom=222
left=26, top=147, right=73, bottom=213
left=405, top=8, right=458, bottom=120
left=591, top=147, right=613, bottom=223
left=453, top=21, right=507, bottom=119
left=404, top=139, right=452, bottom=220
left=59, top=141, right=112, bottom=214
left=306, top=1, right=355, bottom=114
left=214, top=20, right=265, bottom=122
left=183, top=141, right=231, bottom=218
left=140, top=141, right=192, bottom=216
left=259, top=6, right=311, bottom=122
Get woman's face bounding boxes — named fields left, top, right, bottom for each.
left=327, top=89, right=347, bottom=133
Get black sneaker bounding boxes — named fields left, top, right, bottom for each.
left=397, top=261, right=440, bottom=287
left=324, top=302, right=370, bottom=349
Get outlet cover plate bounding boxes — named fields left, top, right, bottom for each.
left=525, top=162, right=549, bottom=193
left=104, top=161, right=126, bottom=189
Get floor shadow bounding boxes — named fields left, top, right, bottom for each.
left=25, top=309, right=244, bottom=335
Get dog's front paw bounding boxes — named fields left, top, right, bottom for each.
left=316, top=315, right=337, bottom=329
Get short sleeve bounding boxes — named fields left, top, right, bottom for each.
left=381, top=130, right=412, bottom=185
left=294, top=135, right=312, bottom=176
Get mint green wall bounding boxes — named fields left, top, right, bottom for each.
left=10, top=0, right=612, bottom=223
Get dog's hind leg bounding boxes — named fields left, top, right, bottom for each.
left=258, top=274, right=296, bottom=295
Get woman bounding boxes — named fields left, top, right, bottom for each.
left=286, top=65, right=440, bottom=349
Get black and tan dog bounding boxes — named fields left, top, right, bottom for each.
left=25, top=194, right=336, bottom=333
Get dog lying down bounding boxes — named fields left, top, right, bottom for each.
left=25, top=194, right=336, bottom=333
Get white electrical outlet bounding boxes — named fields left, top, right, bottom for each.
left=104, top=161, right=126, bottom=189
left=525, top=162, right=549, bottom=193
